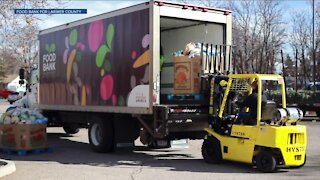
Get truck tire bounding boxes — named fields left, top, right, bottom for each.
left=88, top=118, right=114, bottom=153
left=63, top=125, right=80, bottom=135
left=201, top=136, right=222, bottom=164
left=316, top=111, right=320, bottom=118
left=256, top=151, right=276, bottom=173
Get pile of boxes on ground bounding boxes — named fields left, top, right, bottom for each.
left=0, top=107, right=48, bottom=151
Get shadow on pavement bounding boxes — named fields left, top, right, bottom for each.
left=0, top=132, right=296, bottom=174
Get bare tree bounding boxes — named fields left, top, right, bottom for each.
left=224, top=0, right=285, bottom=74
left=291, top=0, right=320, bottom=83
left=314, top=0, right=320, bottom=81
left=289, top=3, right=315, bottom=85
left=227, top=0, right=260, bottom=73
left=256, top=0, right=285, bottom=74
left=196, top=0, right=224, bottom=8
left=0, top=0, right=65, bottom=80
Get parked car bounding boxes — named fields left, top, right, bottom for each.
left=302, top=82, right=320, bottom=91
left=0, top=90, right=14, bottom=99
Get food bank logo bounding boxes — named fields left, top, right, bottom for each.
left=43, top=43, right=56, bottom=72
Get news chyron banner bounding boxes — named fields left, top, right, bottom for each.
left=14, top=9, right=87, bottom=14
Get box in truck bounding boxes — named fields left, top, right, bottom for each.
left=34, top=1, right=232, bottom=152
left=173, top=56, right=201, bottom=94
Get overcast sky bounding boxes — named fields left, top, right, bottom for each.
left=37, top=0, right=310, bottom=30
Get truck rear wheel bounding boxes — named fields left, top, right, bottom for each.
left=256, top=151, right=276, bottom=173
left=201, top=136, right=222, bottom=164
left=88, top=117, right=114, bottom=153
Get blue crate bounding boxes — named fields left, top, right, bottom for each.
left=166, top=94, right=204, bottom=101
left=0, top=147, right=53, bottom=156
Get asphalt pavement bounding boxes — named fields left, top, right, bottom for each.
left=0, top=100, right=319, bottom=179
left=0, top=99, right=16, bottom=178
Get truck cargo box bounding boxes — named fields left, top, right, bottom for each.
left=38, top=1, right=232, bottom=115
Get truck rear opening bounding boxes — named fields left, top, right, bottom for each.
left=160, top=16, right=226, bottom=97
left=158, top=13, right=232, bottom=139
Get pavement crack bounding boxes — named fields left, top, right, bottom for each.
left=130, top=162, right=143, bottom=180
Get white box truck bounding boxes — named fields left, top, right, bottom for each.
left=23, top=1, right=232, bottom=152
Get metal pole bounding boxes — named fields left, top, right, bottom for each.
left=295, top=48, right=298, bottom=94
left=228, top=45, right=232, bottom=74
left=281, top=49, right=287, bottom=97
left=313, top=0, right=316, bottom=93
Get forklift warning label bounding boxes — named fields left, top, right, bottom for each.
left=42, top=53, right=56, bottom=72
left=231, top=131, right=246, bottom=137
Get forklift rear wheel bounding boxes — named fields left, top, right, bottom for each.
left=88, top=118, right=114, bottom=153
left=256, top=151, right=276, bottom=173
left=201, top=137, right=222, bottom=164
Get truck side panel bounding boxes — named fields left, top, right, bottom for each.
left=39, top=9, right=150, bottom=112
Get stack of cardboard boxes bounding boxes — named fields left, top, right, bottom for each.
left=0, top=124, right=47, bottom=150
left=173, top=56, right=201, bottom=94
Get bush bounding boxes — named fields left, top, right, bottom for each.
left=266, top=90, right=320, bottom=105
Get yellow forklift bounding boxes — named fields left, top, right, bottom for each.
left=202, top=74, right=307, bottom=172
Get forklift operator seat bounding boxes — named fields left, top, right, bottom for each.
left=261, top=100, right=277, bottom=122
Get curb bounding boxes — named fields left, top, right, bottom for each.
left=0, top=159, right=16, bottom=178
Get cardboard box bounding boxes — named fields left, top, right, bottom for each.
left=0, top=124, right=47, bottom=150
left=173, top=56, right=201, bottom=94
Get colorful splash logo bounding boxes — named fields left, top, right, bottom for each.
left=63, top=27, right=87, bottom=105
left=63, top=20, right=118, bottom=106
left=127, top=34, right=150, bottom=107
left=43, top=43, right=56, bottom=72
left=92, top=21, right=116, bottom=104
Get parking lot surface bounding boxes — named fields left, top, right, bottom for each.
left=0, top=101, right=319, bottom=180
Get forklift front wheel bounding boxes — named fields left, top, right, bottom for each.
left=255, top=151, right=276, bottom=173
left=201, top=137, right=222, bottom=164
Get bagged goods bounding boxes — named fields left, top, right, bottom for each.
left=0, top=107, right=48, bottom=125
left=0, top=107, right=48, bottom=150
